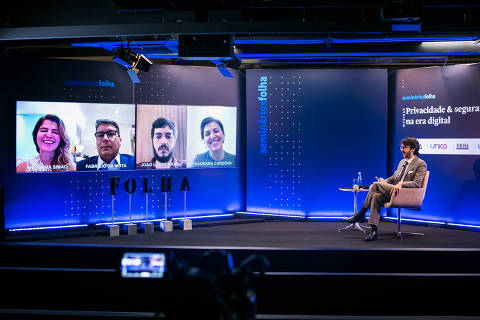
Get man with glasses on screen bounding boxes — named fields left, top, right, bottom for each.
left=136, top=117, right=186, bottom=169
left=344, top=137, right=427, bottom=241
left=76, top=119, right=135, bottom=171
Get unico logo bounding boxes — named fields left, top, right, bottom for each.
left=430, top=143, right=448, bottom=150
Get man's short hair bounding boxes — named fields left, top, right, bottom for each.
left=95, top=119, right=120, bottom=137
left=401, top=137, right=420, bottom=156
left=151, top=117, right=177, bottom=139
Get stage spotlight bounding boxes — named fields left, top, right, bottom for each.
left=113, top=46, right=152, bottom=72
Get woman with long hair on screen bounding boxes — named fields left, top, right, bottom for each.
left=192, top=117, right=236, bottom=168
left=16, top=114, right=75, bottom=172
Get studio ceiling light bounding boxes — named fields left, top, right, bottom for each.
left=113, top=46, right=152, bottom=72
left=112, top=45, right=152, bottom=83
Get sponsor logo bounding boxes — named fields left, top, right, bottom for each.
left=418, top=139, right=480, bottom=155
left=430, top=143, right=448, bottom=150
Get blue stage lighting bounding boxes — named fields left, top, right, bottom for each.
left=9, top=224, right=88, bottom=232
left=172, top=214, right=234, bottom=220
left=307, top=216, right=348, bottom=220
left=216, top=66, right=234, bottom=78
left=236, top=211, right=304, bottom=219
left=113, top=57, right=132, bottom=69
left=127, top=69, right=141, bottom=83
left=447, top=223, right=480, bottom=230
left=383, top=216, right=446, bottom=225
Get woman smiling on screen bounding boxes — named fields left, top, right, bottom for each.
left=16, top=114, right=75, bottom=172
left=192, top=117, right=235, bottom=168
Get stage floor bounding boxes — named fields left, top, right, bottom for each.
left=4, top=218, right=480, bottom=317
left=26, top=218, right=480, bottom=249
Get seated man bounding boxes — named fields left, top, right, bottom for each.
left=345, top=137, right=427, bottom=241
left=77, top=119, right=135, bottom=171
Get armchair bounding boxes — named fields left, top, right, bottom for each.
left=383, top=171, right=430, bottom=239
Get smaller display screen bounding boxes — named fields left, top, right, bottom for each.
left=121, top=252, right=166, bottom=278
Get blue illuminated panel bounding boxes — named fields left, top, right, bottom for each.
left=246, top=69, right=387, bottom=217
left=390, top=63, right=480, bottom=225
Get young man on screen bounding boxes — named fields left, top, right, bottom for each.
left=344, top=137, right=427, bottom=241
left=76, top=119, right=135, bottom=171
left=136, top=117, right=186, bottom=169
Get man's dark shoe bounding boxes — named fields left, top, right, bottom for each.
left=364, top=229, right=378, bottom=241
left=344, top=212, right=365, bottom=223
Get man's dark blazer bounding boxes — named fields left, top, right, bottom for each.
left=76, top=154, right=135, bottom=171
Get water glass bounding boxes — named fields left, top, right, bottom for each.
left=352, top=179, right=359, bottom=190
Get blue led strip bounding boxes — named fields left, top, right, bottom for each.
left=307, top=216, right=350, bottom=220
left=242, top=56, right=450, bottom=61
left=171, top=214, right=234, bottom=220
left=240, top=58, right=447, bottom=65
left=93, top=214, right=235, bottom=225
left=237, top=212, right=480, bottom=231
left=235, top=37, right=477, bottom=45
left=7, top=216, right=480, bottom=232
left=331, top=37, right=476, bottom=43
left=447, top=223, right=480, bottom=230
left=236, top=211, right=305, bottom=219
left=9, top=224, right=88, bottom=232
left=237, top=52, right=480, bottom=59
left=72, top=38, right=476, bottom=49
left=383, top=217, right=480, bottom=230
left=71, top=40, right=179, bottom=48
left=235, top=40, right=327, bottom=45
left=383, top=216, right=446, bottom=225
left=8, top=215, right=235, bottom=231
left=239, top=213, right=359, bottom=220
left=95, top=219, right=166, bottom=226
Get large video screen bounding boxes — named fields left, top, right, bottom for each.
left=16, top=101, right=237, bottom=172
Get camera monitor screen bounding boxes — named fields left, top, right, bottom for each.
left=121, top=252, right=166, bottom=278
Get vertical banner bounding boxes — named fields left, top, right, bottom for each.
left=246, top=69, right=387, bottom=217
left=391, top=63, right=480, bottom=225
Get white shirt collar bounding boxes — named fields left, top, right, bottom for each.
left=405, top=156, right=416, bottom=166
left=97, top=154, right=121, bottom=170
